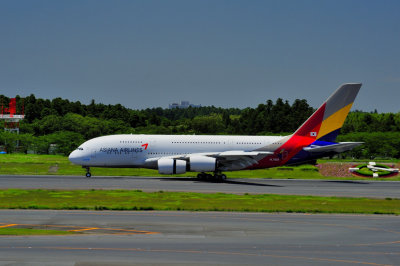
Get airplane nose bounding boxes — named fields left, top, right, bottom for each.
left=69, top=150, right=81, bottom=165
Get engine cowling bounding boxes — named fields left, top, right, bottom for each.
left=158, top=158, right=187, bottom=174
left=189, top=156, right=217, bottom=172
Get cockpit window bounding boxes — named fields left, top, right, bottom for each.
left=76, top=147, right=84, bottom=151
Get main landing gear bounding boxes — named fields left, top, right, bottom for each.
left=84, top=166, right=91, bottom=178
left=197, top=172, right=227, bottom=182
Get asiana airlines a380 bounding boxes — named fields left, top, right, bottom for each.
left=69, top=83, right=363, bottom=181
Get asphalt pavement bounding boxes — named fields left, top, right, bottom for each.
left=0, top=174, right=399, bottom=198
left=0, top=210, right=399, bottom=265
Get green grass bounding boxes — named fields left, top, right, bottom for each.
left=0, top=189, right=399, bottom=215
left=0, top=154, right=399, bottom=180
left=0, top=227, right=76, bottom=235
left=0, top=154, right=322, bottom=178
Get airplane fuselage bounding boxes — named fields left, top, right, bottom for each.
left=69, top=134, right=284, bottom=170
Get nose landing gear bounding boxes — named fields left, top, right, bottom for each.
left=83, top=166, right=91, bottom=178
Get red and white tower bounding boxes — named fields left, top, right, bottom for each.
left=0, top=97, right=25, bottom=139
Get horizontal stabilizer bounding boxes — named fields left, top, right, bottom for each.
left=303, top=142, right=363, bottom=153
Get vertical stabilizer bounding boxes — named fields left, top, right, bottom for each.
left=272, top=83, right=361, bottom=165
left=314, top=83, right=361, bottom=142
left=292, top=83, right=361, bottom=142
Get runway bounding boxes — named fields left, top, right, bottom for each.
left=0, top=175, right=400, bottom=198
left=0, top=210, right=399, bottom=265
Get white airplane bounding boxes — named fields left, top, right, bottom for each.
left=69, top=83, right=363, bottom=180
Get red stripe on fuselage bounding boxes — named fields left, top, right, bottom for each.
left=251, top=103, right=326, bottom=169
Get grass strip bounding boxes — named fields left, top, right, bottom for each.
left=2, top=154, right=400, bottom=180
left=0, top=154, right=323, bottom=178
left=0, top=228, right=75, bottom=235
left=0, top=189, right=399, bottom=215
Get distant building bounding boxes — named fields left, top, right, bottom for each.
left=169, top=101, right=201, bottom=109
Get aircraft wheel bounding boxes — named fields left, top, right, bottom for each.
left=205, top=174, right=213, bottom=181
left=197, top=173, right=206, bottom=180
left=213, top=173, right=226, bottom=182
left=84, top=166, right=91, bottom=178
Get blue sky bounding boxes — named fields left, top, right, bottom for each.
left=0, top=0, right=399, bottom=112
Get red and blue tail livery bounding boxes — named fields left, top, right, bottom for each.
left=69, top=83, right=362, bottom=180
left=254, top=83, right=362, bottom=168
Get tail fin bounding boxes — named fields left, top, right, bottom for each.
left=253, top=83, right=361, bottom=167
left=293, top=83, right=361, bottom=142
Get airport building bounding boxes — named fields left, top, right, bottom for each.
left=169, top=101, right=201, bottom=109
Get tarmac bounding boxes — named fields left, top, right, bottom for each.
left=0, top=210, right=399, bottom=265
left=0, top=174, right=399, bottom=198
left=0, top=175, right=399, bottom=265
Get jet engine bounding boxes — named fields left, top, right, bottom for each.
left=158, top=158, right=187, bottom=174
left=189, top=156, right=217, bottom=172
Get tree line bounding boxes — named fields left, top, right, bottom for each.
left=0, top=94, right=399, bottom=158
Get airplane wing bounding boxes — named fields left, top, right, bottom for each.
left=146, top=150, right=273, bottom=161
left=145, top=150, right=273, bottom=170
left=209, top=151, right=274, bottom=170
left=303, top=142, right=363, bottom=153
left=214, top=150, right=274, bottom=157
